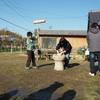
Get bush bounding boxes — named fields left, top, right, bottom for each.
left=77, top=46, right=87, bottom=55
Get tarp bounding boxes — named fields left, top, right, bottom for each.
left=89, top=11, right=100, bottom=24
left=88, top=10, right=100, bottom=31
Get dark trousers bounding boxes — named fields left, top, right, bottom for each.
left=89, top=52, right=100, bottom=73
left=26, top=50, right=36, bottom=67
left=64, top=58, right=69, bottom=67
left=63, top=53, right=70, bottom=68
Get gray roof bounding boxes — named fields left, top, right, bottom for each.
left=88, top=10, right=100, bottom=24
left=39, top=30, right=87, bottom=36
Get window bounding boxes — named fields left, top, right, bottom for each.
left=42, top=38, right=56, bottom=49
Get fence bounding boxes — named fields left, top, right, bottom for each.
left=0, top=44, right=26, bottom=52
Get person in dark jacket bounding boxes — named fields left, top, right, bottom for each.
left=56, top=37, right=72, bottom=69
left=87, top=22, right=100, bottom=76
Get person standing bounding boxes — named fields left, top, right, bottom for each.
left=87, top=22, right=100, bottom=76
left=25, top=32, right=39, bottom=69
left=56, top=37, right=72, bottom=69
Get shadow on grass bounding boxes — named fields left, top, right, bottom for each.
left=57, top=90, right=76, bottom=100
left=0, top=90, right=18, bottom=100
left=95, top=66, right=100, bottom=75
left=38, top=62, right=80, bottom=69
left=69, top=63, right=80, bottom=68
left=0, top=83, right=76, bottom=100
left=38, top=63, right=54, bottom=68
left=23, top=82, right=64, bottom=100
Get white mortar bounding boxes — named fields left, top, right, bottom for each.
left=53, top=54, right=65, bottom=71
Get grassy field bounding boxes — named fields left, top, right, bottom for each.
left=0, top=52, right=100, bottom=100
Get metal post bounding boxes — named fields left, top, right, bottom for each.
left=20, top=44, right=22, bottom=53
left=11, top=43, right=12, bottom=53
left=36, top=24, right=38, bottom=33
left=36, top=24, right=40, bottom=49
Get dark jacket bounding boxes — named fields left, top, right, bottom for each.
left=87, top=28, right=100, bottom=52
left=56, top=37, right=72, bottom=54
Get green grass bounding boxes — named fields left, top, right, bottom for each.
left=0, top=52, right=100, bottom=100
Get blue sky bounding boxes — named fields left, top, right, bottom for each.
left=0, top=0, right=100, bottom=37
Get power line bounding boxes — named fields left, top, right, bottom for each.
left=1, top=0, right=33, bottom=24
left=12, top=0, right=33, bottom=19
left=0, top=1, right=88, bottom=31
left=0, top=9, right=88, bottom=20
left=0, top=17, right=31, bottom=31
left=0, top=3, right=87, bottom=19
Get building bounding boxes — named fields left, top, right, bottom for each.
left=38, top=10, right=100, bottom=50
left=38, top=30, right=87, bottom=50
